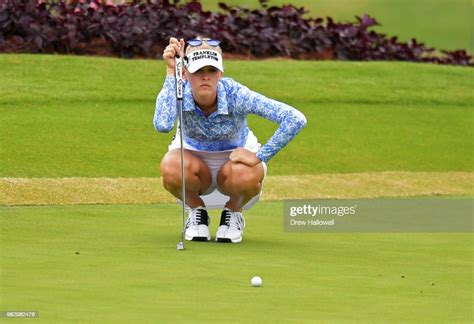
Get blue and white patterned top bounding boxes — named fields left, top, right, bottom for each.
left=153, top=76, right=307, bottom=163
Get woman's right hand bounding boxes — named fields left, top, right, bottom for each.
left=163, top=37, right=185, bottom=76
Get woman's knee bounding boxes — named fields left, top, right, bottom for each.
left=160, top=150, right=210, bottom=187
left=220, top=162, right=263, bottom=191
left=160, top=151, right=175, bottom=171
left=160, top=151, right=180, bottom=182
left=160, top=151, right=188, bottom=183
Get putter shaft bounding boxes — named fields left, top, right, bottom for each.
left=175, top=54, right=186, bottom=250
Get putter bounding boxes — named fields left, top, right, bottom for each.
left=175, top=53, right=186, bottom=251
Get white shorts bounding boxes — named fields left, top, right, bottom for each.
left=168, top=130, right=267, bottom=210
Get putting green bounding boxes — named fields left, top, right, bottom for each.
left=1, top=53, right=472, bottom=322
left=1, top=202, right=471, bottom=322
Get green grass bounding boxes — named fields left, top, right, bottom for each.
left=199, top=0, right=473, bottom=53
left=1, top=54, right=472, bottom=177
left=1, top=202, right=472, bottom=322
left=1, top=52, right=472, bottom=322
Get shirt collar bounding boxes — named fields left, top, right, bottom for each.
left=182, top=79, right=228, bottom=115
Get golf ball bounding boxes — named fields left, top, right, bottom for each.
left=251, top=276, right=262, bottom=287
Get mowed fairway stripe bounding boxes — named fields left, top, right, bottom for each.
left=1, top=172, right=472, bottom=206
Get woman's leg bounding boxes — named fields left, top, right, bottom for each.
left=216, top=160, right=265, bottom=211
left=160, top=149, right=212, bottom=208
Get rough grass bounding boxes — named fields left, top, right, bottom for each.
left=200, top=0, right=473, bottom=53
left=1, top=55, right=472, bottom=178
left=2, top=172, right=472, bottom=206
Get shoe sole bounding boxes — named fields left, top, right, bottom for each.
left=185, top=235, right=211, bottom=241
left=216, top=237, right=242, bottom=243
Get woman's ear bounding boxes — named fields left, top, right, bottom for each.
left=182, top=68, right=187, bottom=80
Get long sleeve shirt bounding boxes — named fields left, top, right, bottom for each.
left=153, top=76, right=307, bottom=163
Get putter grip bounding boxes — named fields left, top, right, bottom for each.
left=175, top=56, right=183, bottom=99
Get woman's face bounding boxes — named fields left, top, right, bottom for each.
left=186, top=66, right=223, bottom=99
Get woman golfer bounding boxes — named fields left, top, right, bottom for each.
left=154, top=37, right=306, bottom=243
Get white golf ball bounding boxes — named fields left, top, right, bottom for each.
left=251, top=276, right=262, bottom=287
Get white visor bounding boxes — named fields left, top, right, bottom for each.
left=185, top=49, right=224, bottom=73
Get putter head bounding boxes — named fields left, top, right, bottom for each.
left=176, top=241, right=185, bottom=251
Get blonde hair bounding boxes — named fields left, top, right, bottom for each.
left=185, top=37, right=223, bottom=56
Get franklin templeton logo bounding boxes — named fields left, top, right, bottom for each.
left=190, top=50, right=219, bottom=62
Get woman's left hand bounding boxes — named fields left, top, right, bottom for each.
left=229, top=148, right=262, bottom=167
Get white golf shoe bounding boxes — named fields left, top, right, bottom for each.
left=216, top=208, right=245, bottom=243
left=184, top=207, right=211, bottom=241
